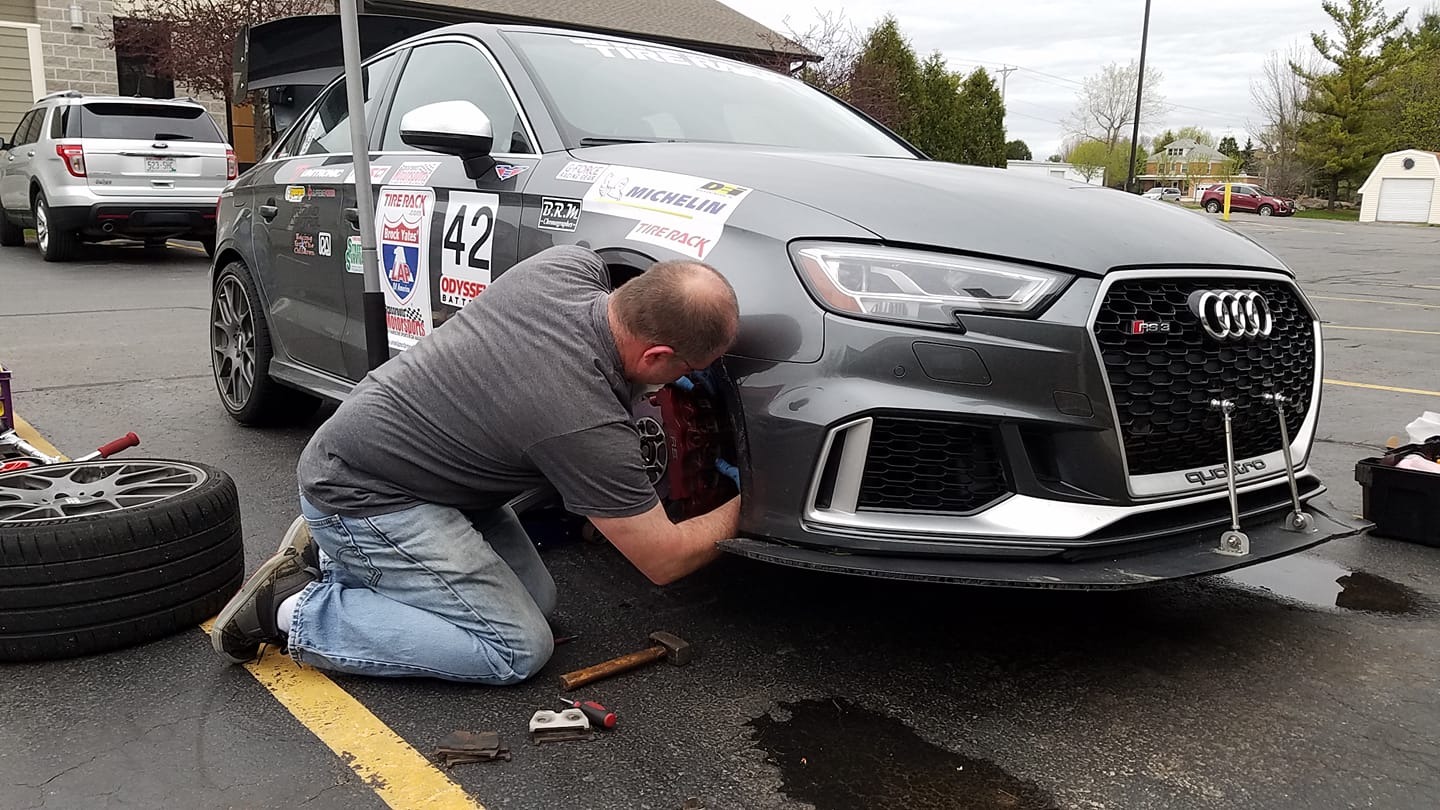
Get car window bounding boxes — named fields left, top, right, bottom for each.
left=505, top=31, right=914, bottom=156
left=74, top=103, right=222, bottom=142
left=11, top=110, right=38, bottom=146
left=49, top=106, right=70, bottom=139
left=296, top=53, right=398, bottom=157
left=382, top=41, right=532, bottom=154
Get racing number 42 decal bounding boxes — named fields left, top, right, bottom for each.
left=439, top=191, right=500, bottom=309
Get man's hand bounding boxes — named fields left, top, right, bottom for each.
left=589, top=497, right=740, bottom=586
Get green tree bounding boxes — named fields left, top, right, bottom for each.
left=849, top=15, right=924, bottom=144
left=1046, top=153, right=1063, bottom=162
left=1292, top=0, right=1410, bottom=207
left=1174, top=126, right=1216, bottom=146
left=911, top=52, right=965, bottom=161
left=1240, top=137, right=1258, bottom=174
left=1152, top=128, right=1178, bottom=149
left=1066, top=139, right=1110, bottom=183
left=1006, top=139, right=1033, bottom=160
left=1218, top=135, right=1241, bottom=156
left=1372, top=11, right=1440, bottom=152
left=955, top=68, right=1007, bottom=167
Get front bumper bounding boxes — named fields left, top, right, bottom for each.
left=720, top=498, right=1362, bottom=588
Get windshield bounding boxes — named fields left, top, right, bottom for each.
left=76, top=103, right=222, bottom=142
left=505, top=32, right=914, bottom=157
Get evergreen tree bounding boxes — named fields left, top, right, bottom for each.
left=956, top=68, right=1007, bottom=167
left=1005, top=140, right=1032, bottom=160
left=849, top=16, right=924, bottom=145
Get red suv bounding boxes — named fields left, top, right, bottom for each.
left=1201, top=184, right=1294, bottom=217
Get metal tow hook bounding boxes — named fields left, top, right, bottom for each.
left=1263, top=392, right=1315, bottom=533
left=1210, top=399, right=1249, bottom=556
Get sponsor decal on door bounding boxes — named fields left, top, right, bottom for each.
left=438, top=191, right=500, bottom=308
left=374, top=187, right=435, bottom=350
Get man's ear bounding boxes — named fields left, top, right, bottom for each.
left=639, top=345, right=677, bottom=365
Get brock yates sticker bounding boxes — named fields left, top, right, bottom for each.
left=581, top=166, right=752, bottom=260
left=439, top=191, right=500, bottom=309
left=375, top=186, right=435, bottom=350
left=391, top=161, right=441, bottom=186
left=538, top=197, right=582, bottom=232
left=556, top=161, right=606, bottom=183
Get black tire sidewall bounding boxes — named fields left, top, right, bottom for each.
left=0, top=460, right=244, bottom=661
left=211, top=261, right=320, bottom=425
left=33, top=191, right=77, bottom=262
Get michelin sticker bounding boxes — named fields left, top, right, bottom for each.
left=581, top=166, right=752, bottom=260
left=375, top=187, right=435, bottom=350
left=556, top=161, right=606, bottom=183
left=439, top=191, right=500, bottom=308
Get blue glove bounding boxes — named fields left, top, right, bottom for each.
left=671, top=375, right=696, bottom=393
left=715, top=458, right=740, bottom=489
left=672, top=368, right=720, bottom=396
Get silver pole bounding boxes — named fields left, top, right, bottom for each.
left=338, top=0, right=390, bottom=370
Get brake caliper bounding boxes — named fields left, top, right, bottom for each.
left=640, top=382, right=736, bottom=520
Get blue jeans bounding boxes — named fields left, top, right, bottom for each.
left=289, top=496, right=557, bottom=684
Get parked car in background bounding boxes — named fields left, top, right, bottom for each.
left=0, top=91, right=235, bottom=261
left=1142, top=187, right=1181, bottom=202
left=1201, top=183, right=1294, bottom=217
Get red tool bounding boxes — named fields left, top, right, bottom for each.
left=557, top=697, right=617, bottom=730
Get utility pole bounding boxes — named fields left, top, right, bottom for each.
left=995, top=65, right=1017, bottom=104
left=1125, top=0, right=1153, bottom=194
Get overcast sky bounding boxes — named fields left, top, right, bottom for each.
left=719, top=0, right=1417, bottom=158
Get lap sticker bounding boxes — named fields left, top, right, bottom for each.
left=375, top=186, right=435, bottom=350
left=581, top=166, right=752, bottom=260
left=439, top=191, right=500, bottom=309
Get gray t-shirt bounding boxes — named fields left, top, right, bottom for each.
left=298, top=245, right=660, bottom=519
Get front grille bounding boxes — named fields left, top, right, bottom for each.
left=1092, top=277, right=1316, bottom=476
left=857, top=417, right=1009, bottom=513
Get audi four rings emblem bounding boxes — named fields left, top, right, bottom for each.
left=1186, top=290, right=1274, bottom=340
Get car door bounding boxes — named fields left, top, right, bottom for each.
left=339, top=37, right=538, bottom=381
left=0, top=110, right=41, bottom=213
left=250, top=55, right=398, bottom=378
left=1231, top=185, right=1258, bottom=212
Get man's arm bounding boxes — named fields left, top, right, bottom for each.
left=589, top=496, right=740, bottom=586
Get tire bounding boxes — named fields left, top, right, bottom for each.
left=0, top=206, right=23, bottom=247
left=211, top=260, right=322, bottom=426
left=0, top=460, right=244, bottom=661
left=1258, top=205, right=1273, bottom=217
left=1204, top=200, right=1222, bottom=214
left=33, top=191, right=79, bottom=262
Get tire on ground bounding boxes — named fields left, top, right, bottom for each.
left=0, top=460, right=244, bottom=661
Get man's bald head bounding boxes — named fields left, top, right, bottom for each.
left=611, top=260, right=739, bottom=368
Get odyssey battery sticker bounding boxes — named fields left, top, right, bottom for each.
left=375, top=186, right=435, bottom=351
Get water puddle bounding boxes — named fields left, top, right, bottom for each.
left=1221, top=554, right=1428, bottom=615
left=747, top=697, right=1056, bottom=810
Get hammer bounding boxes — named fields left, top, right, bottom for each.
left=559, top=631, right=693, bottom=691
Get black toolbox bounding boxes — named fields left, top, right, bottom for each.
left=1355, top=439, right=1440, bottom=547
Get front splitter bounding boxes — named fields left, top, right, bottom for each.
left=718, top=500, right=1366, bottom=589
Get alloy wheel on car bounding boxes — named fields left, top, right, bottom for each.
left=1259, top=205, right=1273, bottom=216
left=34, top=200, right=48, bottom=253
left=211, top=275, right=256, bottom=410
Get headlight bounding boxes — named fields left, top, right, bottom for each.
left=790, top=242, right=1070, bottom=326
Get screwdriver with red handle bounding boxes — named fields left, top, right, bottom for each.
left=557, top=697, right=617, bottom=730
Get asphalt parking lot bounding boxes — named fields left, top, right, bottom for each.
left=2, top=215, right=1439, bottom=810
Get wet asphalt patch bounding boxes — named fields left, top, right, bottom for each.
left=747, top=698, right=1056, bottom=810
left=1221, top=553, right=1431, bottom=615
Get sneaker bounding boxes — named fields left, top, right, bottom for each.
left=211, top=519, right=320, bottom=664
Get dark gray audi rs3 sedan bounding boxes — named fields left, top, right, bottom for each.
left=211, top=16, right=1357, bottom=587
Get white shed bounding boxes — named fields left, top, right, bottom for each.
left=1358, top=150, right=1440, bottom=224
left=1006, top=160, right=1106, bottom=186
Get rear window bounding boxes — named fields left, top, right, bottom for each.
left=73, top=103, right=222, bottom=142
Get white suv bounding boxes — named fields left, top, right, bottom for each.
left=0, top=91, right=235, bottom=261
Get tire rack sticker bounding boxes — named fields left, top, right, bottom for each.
left=439, top=191, right=500, bottom=308
left=580, top=166, right=752, bottom=260
left=375, top=186, right=435, bottom=350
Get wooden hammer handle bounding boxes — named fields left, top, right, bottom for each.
left=559, top=645, right=665, bottom=691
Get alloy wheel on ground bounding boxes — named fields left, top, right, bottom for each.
left=0, top=461, right=205, bottom=523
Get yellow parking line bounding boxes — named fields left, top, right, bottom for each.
left=166, top=241, right=209, bottom=255
left=1324, top=378, right=1440, bottom=398
left=1324, top=325, right=1440, bottom=337
left=13, top=415, right=69, bottom=460
left=199, top=624, right=484, bottom=809
left=1311, top=295, right=1440, bottom=310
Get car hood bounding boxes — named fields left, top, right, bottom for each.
left=571, top=144, right=1290, bottom=276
